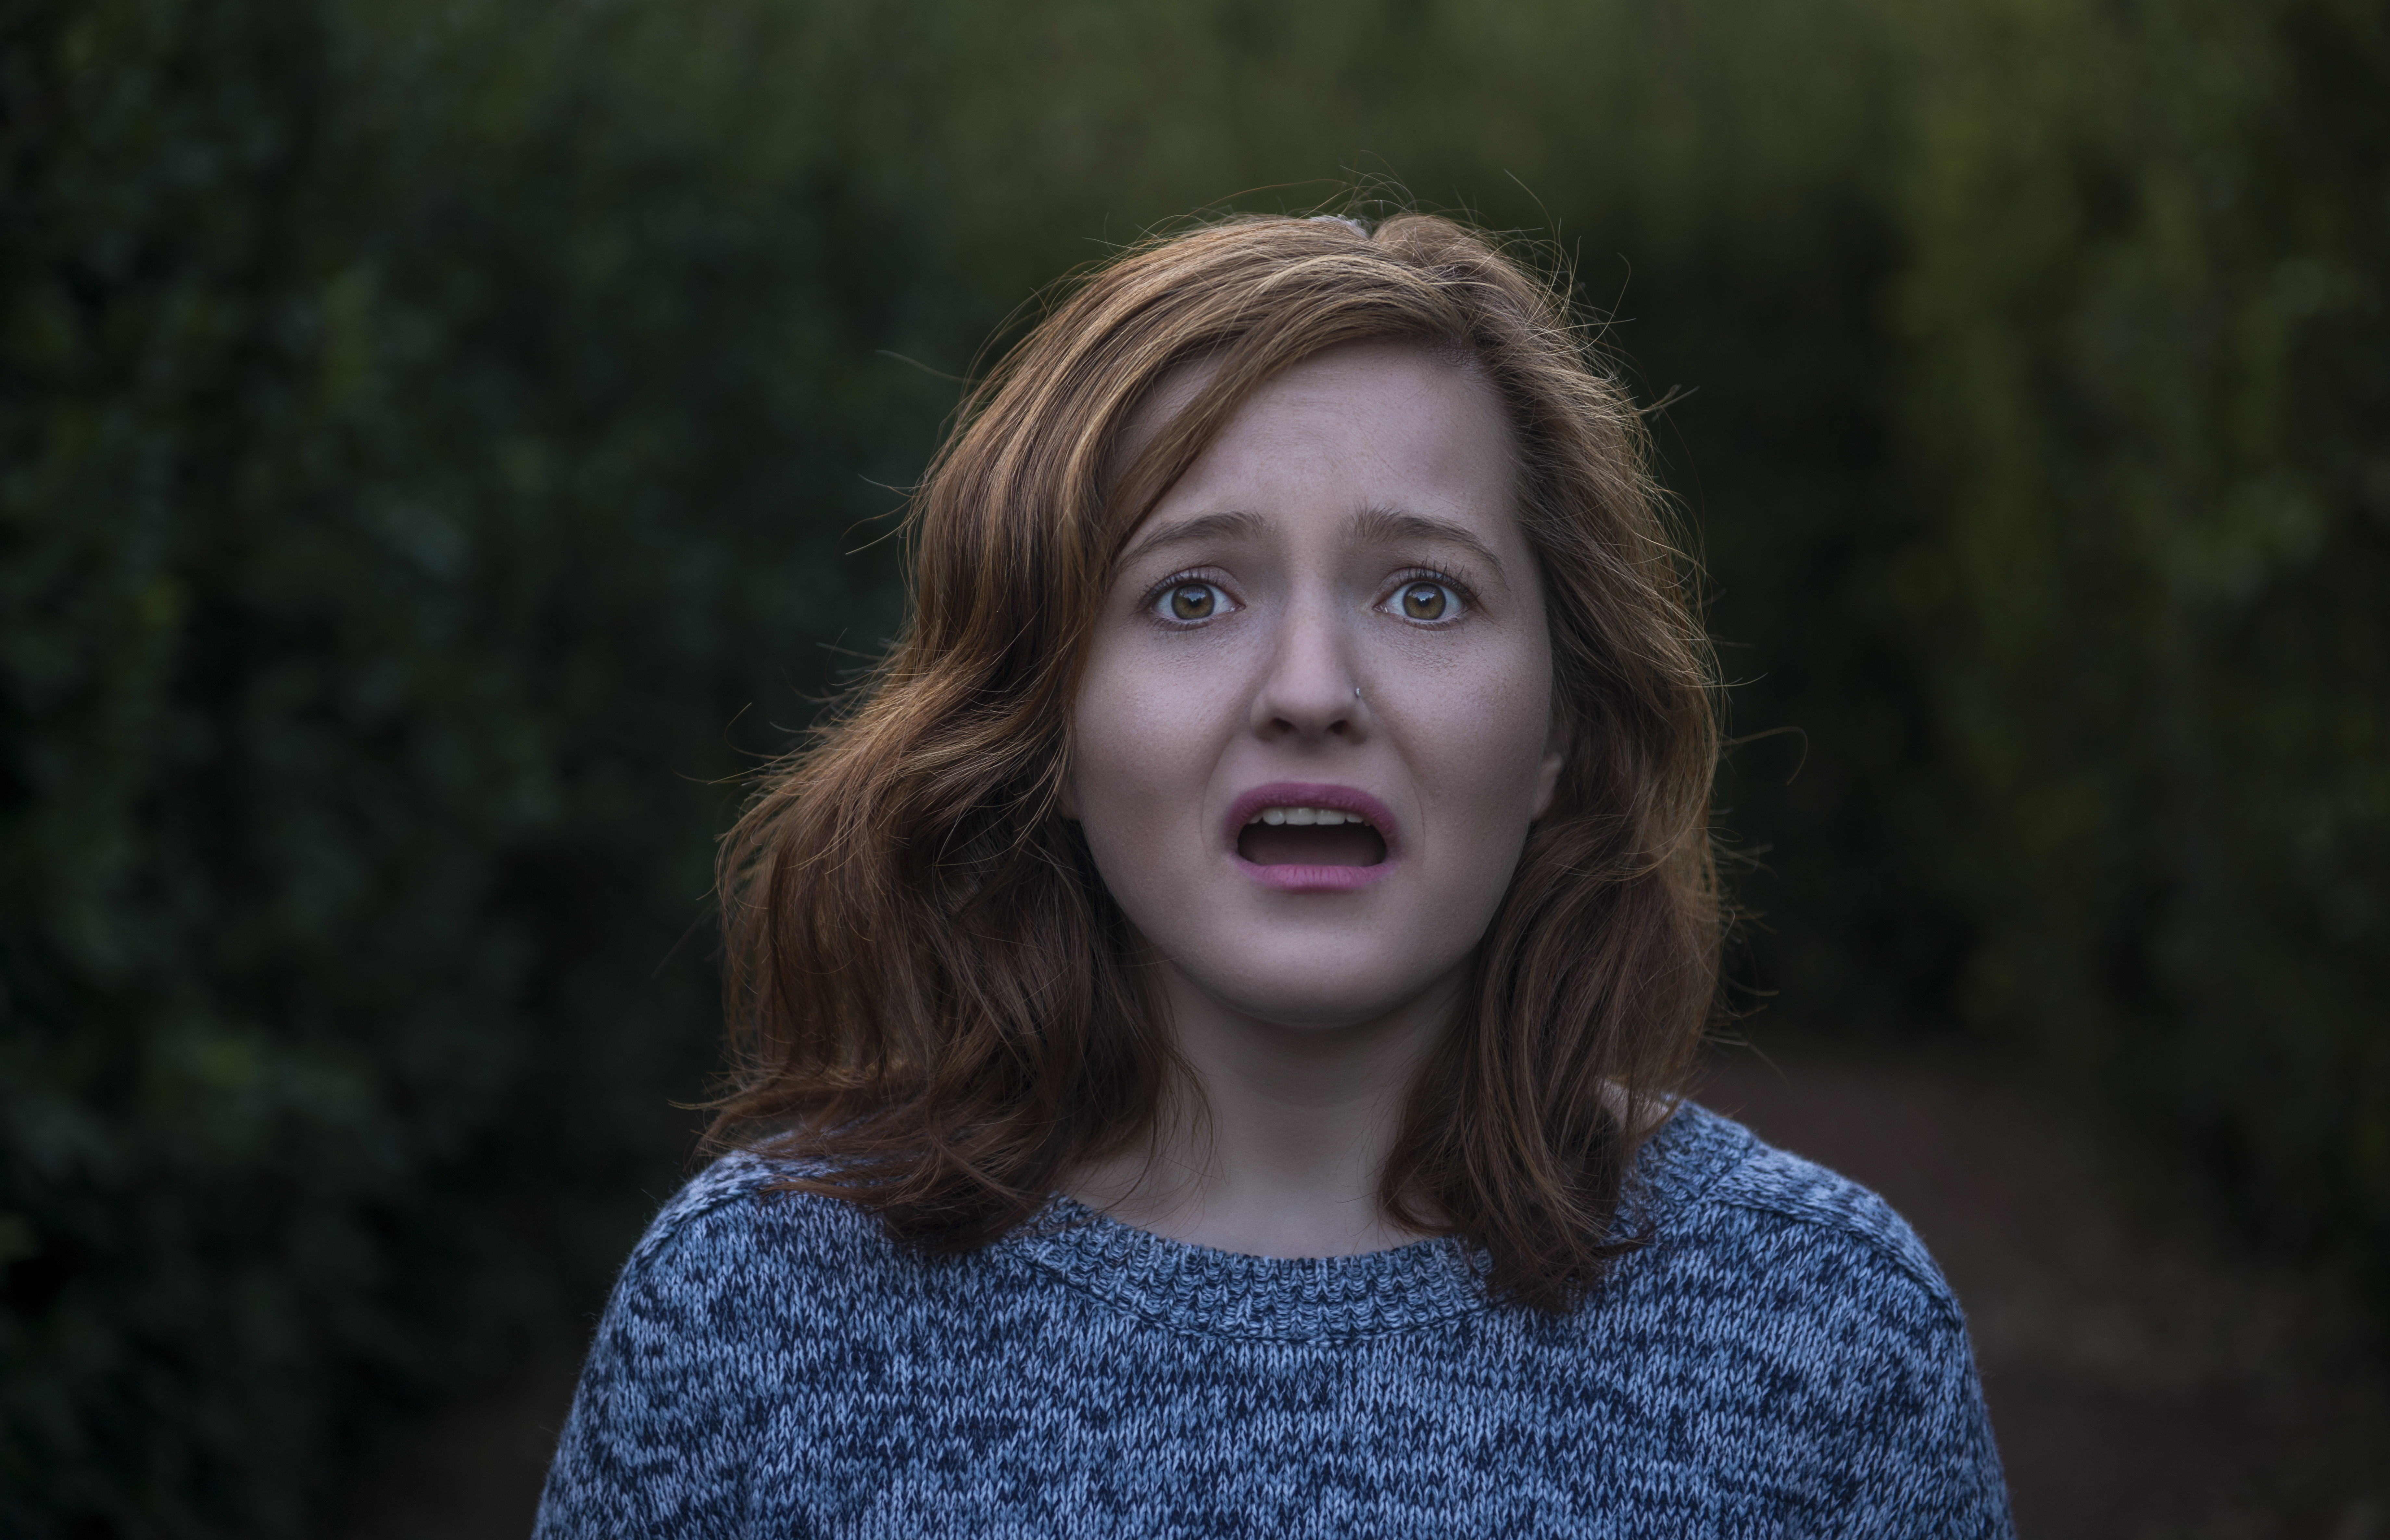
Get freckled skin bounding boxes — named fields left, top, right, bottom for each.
left=1065, top=342, right=1562, bottom=1256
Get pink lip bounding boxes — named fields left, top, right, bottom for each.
left=1224, top=781, right=1401, bottom=893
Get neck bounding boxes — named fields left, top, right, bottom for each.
left=1070, top=960, right=1464, bottom=1257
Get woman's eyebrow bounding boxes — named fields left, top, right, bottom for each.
left=1347, top=508, right=1508, bottom=586
left=1119, top=508, right=1267, bottom=567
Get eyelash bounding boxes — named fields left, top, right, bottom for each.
left=1143, top=570, right=1239, bottom=628
left=1380, top=568, right=1473, bottom=625
left=1138, top=567, right=1479, bottom=628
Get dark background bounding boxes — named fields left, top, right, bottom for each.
left=3, top=0, right=2384, bottom=1533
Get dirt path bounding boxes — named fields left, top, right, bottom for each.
left=342, top=1050, right=2390, bottom=1537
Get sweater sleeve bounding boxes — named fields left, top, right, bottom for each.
left=534, top=1168, right=768, bottom=1539
left=1841, top=1289, right=2014, bottom=1539
left=1707, top=1145, right=2015, bottom=1538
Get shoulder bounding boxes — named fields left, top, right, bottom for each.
left=624, top=1145, right=883, bottom=1279
left=1632, top=1100, right=1964, bottom=1328
left=568, top=1150, right=907, bottom=1405
left=595, top=1147, right=914, bottom=1355
left=539, top=1156, right=907, bottom=1532
left=1608, top=1103, right=2008, bottom=1528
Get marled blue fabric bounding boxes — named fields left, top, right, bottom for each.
left=535, top=1104, right=2013, bottom=1537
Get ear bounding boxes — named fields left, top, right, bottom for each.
left=1529, top=727, right=1565, bottom=822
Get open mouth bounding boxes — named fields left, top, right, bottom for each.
left=1235, top=805, right=1389, bottom=868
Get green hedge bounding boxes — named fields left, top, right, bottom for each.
left=1, top=0, right=2380, bottom=1533
left=1887, top=0, right=2389, bottom=1272
left=0, top=2, right=927, bottom=1530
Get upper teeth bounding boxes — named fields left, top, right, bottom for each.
left=1246, top=806, right=1368, bottom=827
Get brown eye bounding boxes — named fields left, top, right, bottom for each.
left=1399, top=581, right=1452, bottom=621
left=1162, top=582, right=1222, bottom=622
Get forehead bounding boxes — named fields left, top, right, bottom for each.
left=1126, top=341, right=1520, bottom=536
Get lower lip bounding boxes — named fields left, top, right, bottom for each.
left=1232, top=855, right=1396, bottom=892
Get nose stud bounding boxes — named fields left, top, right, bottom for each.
left=1353, top=686, right=1364, bottom=700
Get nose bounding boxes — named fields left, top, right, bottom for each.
left=1250, top=599, right=1365, bottom=743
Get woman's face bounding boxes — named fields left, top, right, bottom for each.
left=1069, top=341, right=1562, bottom=1030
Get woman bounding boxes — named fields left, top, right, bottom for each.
left=536, top=212, right=2012, bottom=1535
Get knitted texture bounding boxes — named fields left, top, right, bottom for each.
left=535, top=1105, right=2013, bottom=1537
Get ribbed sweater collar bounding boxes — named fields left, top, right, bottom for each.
left=1007, top=1102, right=1750, bottom=1341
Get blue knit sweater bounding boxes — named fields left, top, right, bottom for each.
left=535, top=1104, right=2012, bottom=1536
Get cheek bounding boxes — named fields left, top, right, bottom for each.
left=1068, top=648, right=1228, bottom=837
left=1067, top=677, right=1234, bottom=945
left=1405, top=637, right=1556, bottom=820
left=1073, top=671, right=1166, bottom=803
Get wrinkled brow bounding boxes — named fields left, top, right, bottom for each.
left=1348, top=508, right=1510, bottom=588
left=1118, top=509, right=1267, bottom=567
left=1120, top=505, right=1514, bottom=587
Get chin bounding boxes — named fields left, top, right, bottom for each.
left=1194, top=955, right=1456, bottom=1032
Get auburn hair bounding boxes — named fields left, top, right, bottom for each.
left=710, top=211, right=1720, bottom=1313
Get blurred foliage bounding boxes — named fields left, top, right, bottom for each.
left=0, top=0, right=926, bottom=1530
left=1887, top=0, right=2390, bottom=1279
left=0, top=0, right=2380, bottom=1533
